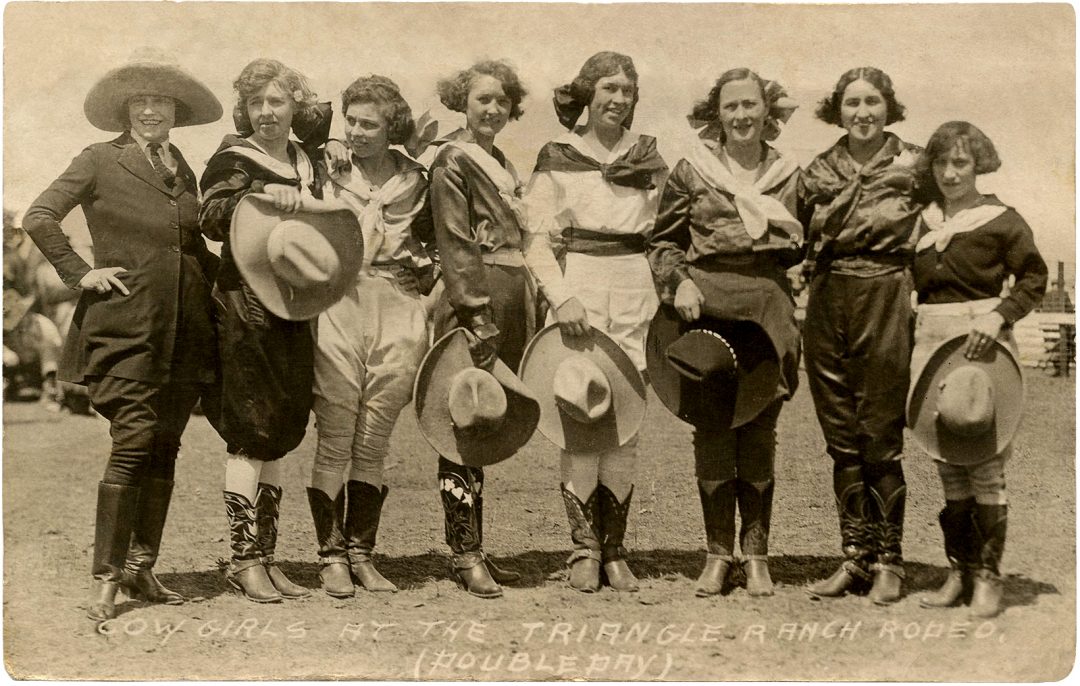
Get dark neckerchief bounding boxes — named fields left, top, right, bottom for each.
left=533, top=134, right=667, bottom=190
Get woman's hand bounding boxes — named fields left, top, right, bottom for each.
left=674, top=278, right=705, bottom=322
left=324, top=140, right=351, bottom=175
left=964, top=311, right=1006, bottom=360
left=261, top=184, right=303, bottom=213
left=555, top=297, right=590, bottom=337
left=78, top=267, right=129, bottom=295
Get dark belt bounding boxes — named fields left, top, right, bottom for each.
left=561, top=228, right=646, bottom=257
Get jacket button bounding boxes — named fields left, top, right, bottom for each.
left=169, top=200, right=177, bottom=207
left=170, top=246, right=180, bottom=253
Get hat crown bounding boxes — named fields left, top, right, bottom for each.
left=937, top=366, right=996, bottom=436
left=448, top=368, right=508, bottom=432
left=552, top=355, right=612, bottom=423
left=266, top=221, right=341, bottom=287
left=127, top=46, right=180, bottom=68
left=666, top=328, right=737, bottom=382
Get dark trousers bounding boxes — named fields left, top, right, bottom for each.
left=693, top=400, right=782, bottom=482
left=804, top=270, right=913, bottom=464
left=88, top=375, right=206, bottom=485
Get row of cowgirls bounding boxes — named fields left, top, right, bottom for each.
left=22, top=48, right=1047, bottom=624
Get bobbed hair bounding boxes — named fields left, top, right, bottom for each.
left=688, top=68, right=767, bottom=145
left=815, top=66, right=906, bottom=127
left=915, top=121, right=1002, bottom=201
left=559, top=51, right=638, bottom=130
left=232, top=58, right=318, bottom=137
left=341, top=75, right=415, bottom=146
left=437, top=59, right=527, bottom=121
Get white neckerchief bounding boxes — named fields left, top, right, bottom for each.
left=684, top=137, right=801, bottom=240
left=442, top=140, right=527, bottom=229
left=557, top=128, right=635, bottom=165
left=328, top=160, right=423, bottom=266
left=225, top=139, right=315, bottom=196
left=916, top=201, right=1008, bottom=253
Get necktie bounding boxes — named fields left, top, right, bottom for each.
left=147, top=142, right=176, bottom=188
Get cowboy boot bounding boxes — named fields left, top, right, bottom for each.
left=223, top=491, right=281, bottom=603
left=696, top=480, right=736, bottom=597
left=307, top=487, right=354, bottom=598
left=88, top=482, right=140, bottom=621
left=867, top=471, right=907, bottom=605
left=808, top=466, right=874, bottom=598
left=439, top=457, right=501, bottom=598
left=737, top=479, right=775, bottom=597
left=920, top=498, right=977, bottom=608
left=970, top=503, right=1007, bottom=618
left=255, top=483, right=310, bottom=599
left=597, top=483, right=639, bottom=592
left=561, top=484, right=602, bottom=593
left=120, top=478, right=185, bottom=605
left=474, top=467, right=520, bottom=584
left=345, top=481, right=397, bottom=592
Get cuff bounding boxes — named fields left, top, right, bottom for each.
left=994, top=300, right=1025, bottom=326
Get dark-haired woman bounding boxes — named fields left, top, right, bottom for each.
left=523, top=51, right=667, bottom=593
left=306, top=75, right=436, bottom=598
left=911, top=122, right=1046, bottom=618
left=648, top=68, right=802, bottom=598
left=799, top=67, right=922, bottom=604
left=200, top=58, right=334, bottom=603
left=429, top=60, right=531, bottom=598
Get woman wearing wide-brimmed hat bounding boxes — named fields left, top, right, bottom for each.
left=22, top=48, right=223, bottom=621
left=522, top=51, right=666, bottom=593
left=647, top=67, right=803, bottom=598
left=799, top=67, right=922, bottom=604
left=907, top=121, right=1047, bottom=618
left=199, top=58, right=351, bottom=604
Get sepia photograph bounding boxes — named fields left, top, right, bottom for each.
left=2, top=1, right=1076, bottom=680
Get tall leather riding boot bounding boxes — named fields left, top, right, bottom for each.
left=808, top=466, right=874, bottom=598
left=970, top=503, right=1007, bottom=618
left=920, top=498, right=977, bottom=609
left=307, top=487, right=353, bottom=598
left=697, top=479, right=736, bottom=597
left=737, top=479, right=775, bottom=597
left=597, top=483, right=638, bottom=592
left=345, top=481, right=397, bottom=592
left=867, top=471, right=907, bottom=605
left=561, top=484, right=601, bottom=593
left=439, top=457, right=501, bottom=598
left=88, top=482, right=141, bottom=621
left=474, top=467, right=520, bottom=584
left=256, top=483, right=310, bottom=599
left=119, top=478, right=185, bottom=605
left=223, top=491, right=281, bottom=603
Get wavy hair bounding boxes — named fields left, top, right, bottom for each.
left=232, top=58, right=318, bottom=137
left=437, top=59, right=527, bottom=121
left=553, top=51, right=639, bottom=130
left=341, top=75, right=415, bottom=146
left=815, top=66, right=906, bottom=127
left=915, top=121, right=1002, bottom=202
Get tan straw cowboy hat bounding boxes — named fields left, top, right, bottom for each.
left=414, top=328, right=541, bottom=467
left=231, top=195, right=364, bottom=321
left=518, top=324, right=646, bottom=452
left=907, top=334, right=1024, bottom=465
left=84, top=47, right=223, bottom=131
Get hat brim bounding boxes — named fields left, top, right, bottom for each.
left=231, top=196, right=364, bottom=321
left=414, top=328, right=541, bottom=466
left=84, top=62, right=223, bottom=132
left=906, top=334, right=1024, bottom=464
left=646, top=304, right=780, bottom=428
left=518, top=324, right=647, bottom=452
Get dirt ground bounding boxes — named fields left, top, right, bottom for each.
left=2, top=371, right=1075, bottom=681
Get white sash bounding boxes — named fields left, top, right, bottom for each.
left=916, top=202, right=1008, bottom=253
left=684, top=137, right=801, bottom=240
left=327, top=165, right=424, bottom=266
left=223, top=141, right=315, bottom=196
left=443, top=140, right=527, bottom=229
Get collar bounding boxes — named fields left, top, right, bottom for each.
left=129, top=128, right=171, bottom=155
left=557, top=128, right=635, bottom=165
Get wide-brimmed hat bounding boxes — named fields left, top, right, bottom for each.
left=3, top=289, right=35, bottom=333
left=647, top=304, right=780, bottom=428
left=907, top=334, right=1024, bottom=465
left=414, top=328, right=541, bottom=466
left=231, top=195, right=364, bottom=321
left=518, top=325, right=647, bottom=452
left=84, top=47, right=223, bottom=132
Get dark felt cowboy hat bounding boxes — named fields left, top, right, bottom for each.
left=646, top=304, right=781, bottom=429
left=84, top=47, right=223, bottom=132
left=231, top=194, right=364, bottom=321
left=414, top=328, right=541, bottom=467
left=907, top=334, right=1024, bottom=465
left=518, top=324, right=647, bottom=452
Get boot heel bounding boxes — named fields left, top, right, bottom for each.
left=226, top=558, right=283, bottom=603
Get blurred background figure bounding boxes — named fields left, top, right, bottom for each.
left=3, top=288, right=64, bottom=410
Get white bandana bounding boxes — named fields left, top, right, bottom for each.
left=916, top=201, right=1008, bottom=253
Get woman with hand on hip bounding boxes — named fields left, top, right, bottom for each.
left=799, top=67, right=922, bottom=604
left=523, top=51, right=667, bottom=592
